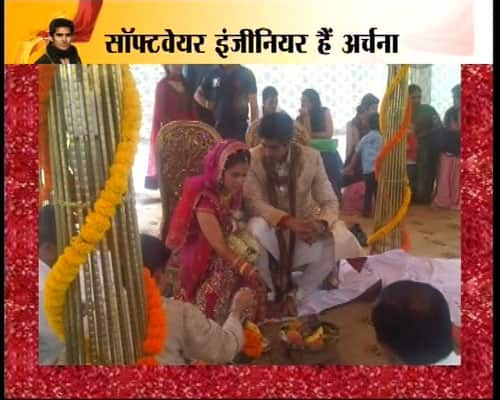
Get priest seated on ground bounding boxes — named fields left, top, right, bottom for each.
left=372, top=280, right=460, bottom=365
left=141, top=234, right=253, bottom=365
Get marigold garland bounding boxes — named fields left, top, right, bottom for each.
left=137, top=357, right=159, bottom=365
left=242, top=320, right=263, bottom=359
left=368, top=65, right=412, bottom=251
left=43, top=65, right=141, bottom=341
left=137, top=268, right=167, bottom=365
left=378, top=65, right=410, bottom=135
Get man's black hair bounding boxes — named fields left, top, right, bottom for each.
left=49, top=18, right=75, bottom=36
left=140, top=234, right=171, bottom=274
left=258, top=112, right=295, bottom=145
left=372, top=280, right=453, bottom=364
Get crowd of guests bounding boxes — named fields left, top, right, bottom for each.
left=145, top=65, right=460, bottom=213
left=39, top=65, right=461, bottom=366
left=342, top=85, right=461, bottom=216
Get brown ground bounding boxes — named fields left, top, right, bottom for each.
left=342, top=204, right=461, bottom=259
left=135, top=189, right=460, bottom=365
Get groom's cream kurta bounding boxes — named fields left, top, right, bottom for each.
left=244, top=144, right=365, bottom=300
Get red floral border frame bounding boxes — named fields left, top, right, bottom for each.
left=4, top=65, right=492, bottom=399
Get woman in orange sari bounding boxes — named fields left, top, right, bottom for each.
left=166, top=140, right=266, bottom=324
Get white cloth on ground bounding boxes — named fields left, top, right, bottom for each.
left=299, top=249, right=460, bottom=326
left=297, top=250, right=461, bottom=365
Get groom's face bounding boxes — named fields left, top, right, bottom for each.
left=261, top=138, right=289, bottom=164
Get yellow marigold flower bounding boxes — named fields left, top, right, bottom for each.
left=100, top=189, right=123, bottom=205
left=46, top=315, right=64, bottom=328
left=123, top=122, right=140, bottom=135
left=86, top=212, right=111, bottom=233
left=80, top=224, right=103, bottom=245
left=114, top=146, right=135, bottom=165
left=94, top=198, right=116, bottom=218
left=109, top=164, right=130, bottom=181
left=45, top=293, right=65, bottom=308
left=48, top=267, right=73, bottom=286
left=63, top=246, right=88, bottom=267
left=105, top=176, right=128, bottom=195
left=45, top=275, right=68, bottom=293
left=57, top=270, right=79, bottom=285
left=71, top=237, right=94, bottom=257
left=56, top=256, right=76, bottom=271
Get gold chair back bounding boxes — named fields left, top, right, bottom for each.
left=156, top=120, right=221, bottom=242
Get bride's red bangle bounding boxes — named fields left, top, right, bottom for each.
left=278, top=215, right=292, bottom=229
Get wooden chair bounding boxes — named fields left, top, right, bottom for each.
left=245, top=118, right=311, bottom=148
left=156, top=120, right=221, bottom=243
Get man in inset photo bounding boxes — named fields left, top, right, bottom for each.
left=35, top=18, right=82, bottom=64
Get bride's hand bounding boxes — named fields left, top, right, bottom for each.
left=250, top=271, right=268, bottom=293
left=240, top=262, right=258, bottom=279
left=240, top=262, right=265, bottom=286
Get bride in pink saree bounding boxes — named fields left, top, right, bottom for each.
left=166, top=140, right=266, bottom=324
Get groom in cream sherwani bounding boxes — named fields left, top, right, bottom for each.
left=243, top=112, right=365, bottom=313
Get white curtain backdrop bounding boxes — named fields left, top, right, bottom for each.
left=131, top=64, right=460, bottom=192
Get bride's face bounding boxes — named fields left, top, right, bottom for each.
left=223, top=162, right=249, bottom=194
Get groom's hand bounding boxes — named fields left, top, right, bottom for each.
left=284, top=217, right=316, bottom=235
left=299, top=219, right=328, bottom=244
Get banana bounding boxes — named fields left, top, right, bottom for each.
left=305, top=326, right=324, bottom=345
left=244, top=320, right=261, bottom=335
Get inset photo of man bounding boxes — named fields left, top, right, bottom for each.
left=35, top=18, right=82, bottom=64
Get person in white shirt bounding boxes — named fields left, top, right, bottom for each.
left=140, top=234, right=255, bottom=365
left=39, top=205, right=65, bottom=365
left=371, top=280, right=460, bottom=365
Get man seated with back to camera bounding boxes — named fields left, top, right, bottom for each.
left=372, top=280, right=461, bottom=365
left=140, top=234, right=255, bottom=365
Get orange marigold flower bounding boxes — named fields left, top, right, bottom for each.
left=137, top=356, right=158, bottom=365
left=243, top=328, right=263, bottom=359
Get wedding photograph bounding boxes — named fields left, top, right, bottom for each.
left=38, top=63, right=461, bottom=367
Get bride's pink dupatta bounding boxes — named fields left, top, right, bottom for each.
left=165, top=140, right=248, bottom=299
